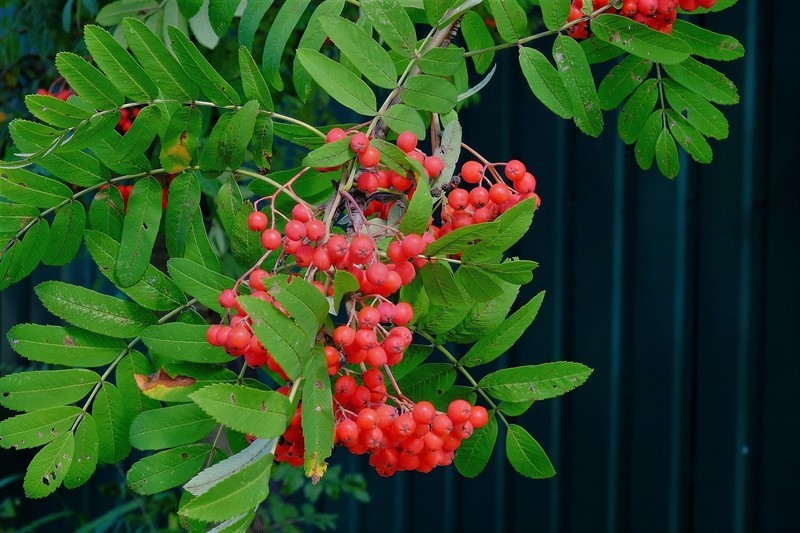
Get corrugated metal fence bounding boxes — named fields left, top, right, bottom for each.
left=2, top=1, right=797, bottom=531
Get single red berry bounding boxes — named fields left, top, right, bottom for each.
left=291, top=204, right=311, bottom=223
left=249, top=269, right=269, bottom=291
left=469, top=186, right=490, bottom=208
left=469, top=405, right=489, bottom=429
left=336, top=419, right=359, bottom=445
left=226, top=326, right=252, bottom=352
left=412, top=401, right=436, bottom=425
left=365, top=346, right=388, bottom=367
left=285, top=219, right=307, bottom=241
left=294, top=245, right=314, bottom=267
left=504, top=159, right=526, bottom=181
left=359, top=146, right=381, bottom=167
left=366, top=262, right=389, bottom=286
left=358, top=306, right=381, bottom=329
left=349, top=132, right=370, bottom=154
left=461, top=161, right=484, bottom=184
left=396, top=131, right=418, bottom=153
left=357, top=171, right=379, bottom=193
left=423, top=155, right=445, bottom=178
left=326, top=127, right=347, bottom=143
left=392, top=302, right=413, bottom=326
left=313, top=248, right=333, bottom=270
left=489, top=183, right=511, bottom=205
left=448, top=188, right=470, bottom=210
left=206, top=325, right=222, bottom=345
left=305, top=219, right=326, bottom=242
left=333, top=325, right=356, bottom=347
left=400, top=234, right=425, bottom=257
left=349, top=235, right=375, bottom=264
left=261, top=229, right=282, bottom=250
left=355, top=328, right=378, bottom=350
left=218, top=289, right=237, bottom=309
left=447, top=399, right=472, bottom=424
left=247, top=211, right=268, bottom=232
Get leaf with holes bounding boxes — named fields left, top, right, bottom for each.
left=0, top=406, right=82, bottom=450
left=23, top=432, right=74, bottom=498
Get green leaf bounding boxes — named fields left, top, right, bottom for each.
left=321, top=16, right=397, bottom=89
left=655, top=126, right=679, bottom=178
left=389, top=344, right=432, bottom=381
left=486, top=0, right=526, bottom=43
left=419, top=261, right=464, bottom=308
left=302, top=346, right=335, bottom=482
left=445, top=281, right=519, bottom=344
left=168, top=26, right=241, bottom=107
left=0, top=168, right=72, bottom=208
left=6, top=324, right=126, bottom=367
left=92, top=382, right=131, bottom=463
left=8, top=119, right=64, bottom=153
left=24, top=94, right=93, bottom=128
left=666, top=110, right=713, bottom=164
left=670, top=19, right=744, bottom=62
left=431, top=385, right=477, bottom=412
left=160, top=105, right=203, bottom=173
left=167, top=257, right=235, bottom=313
left=454, top=414, right=497, bottom=477
left=0, top=406, right=81, bottom=450
left=590, top=14, right=692, bottom=65
left=216, top=176, right=263, bottom=269
left=370, top=138, right=426, bottom=178
left=207, top=0, right=240, bottom=37
left=115, top=351, right=160, bottom=417
left=662, top=57, right=739, bottom=105
left=238, top=0, right=275, bottom=50
left=127, top=444, right=214, bottom=495
left=618, top=77, right=659, bottom=145
left=238, top=47, right=274, bottom=111
left=0, top=369, right=99, bottom=412
left=238, top=296, right=311, bottom=381
left=461, top=11, right=494, bottom=75
left=265, top=276, right=330, bottom=339
left=91, top=130, right=151, bottom=175
left=395, top=363, right=457, bottom=403
left=35, top=281, right=158, bottom=338
left=292, top=0, right=347, bottom=102
left=423, top=222, right=496, bottom=257
left=96, top=0, right=159, bottom=25
left=662, top=79, right=728, bottom=140
left=480, top=361, right=592, bottom=402
left=402, top=75, right=458, bottom=114
left=0, top=203, right=39, bottom=234
left=361, top=0, right=417, bottom=57
left=85, top=230, right=186, bottom=311
left=252, top=115, right=274, bottom=169
left=461, top=291, right=544, bottom=367
left=418, top=46, right=464, bottom=77
left=454, top=264, right=503, bottom=302
left=462, top=198, right=535, bottom=263
left=88, top=185, right=125, bottom=240
left=498, top=400, right=534, bottom=416
left=506, top=424, right=555, bottom=478
left=184, top=208, right=221, bottom=273
left=130, top=403, right=216, bottom=450
left=123, top=17, right=198, bottom=101
left=116, top=177, right=162, bottom=287
left=518, top=47, right=573, bottom=120
left=474, top=259, right=537, bottom=285
left=165, top=171, right=201, bottom=258
left=184, top=436, right=272, bottom=496
left=200, top=100, right=260, bottom=172
left=0, top=219, right=49, bottom=291
left=262, top=0, right=312, bottom=90
left=423, top=0, right=457, bottom=26
left=302, top=137, right=353, bottom=168
left=42, top=201, right=85, bottom=266
left=23, top=432, right=74, bottom=499
left=180, top=447, right=273, bottom=522
left=553, top=35, right=603, bottom=137
left=539, top=0, right=570, bottom=31
left=296, top=49, right=377, bottom=116
left=634, top=110, right=663, bottom=171
left=430, top=117, right=461, bottom=190
left=398, top=173, right=432, bottom=235
left=381, top=104, right=426, bottom=139
left=114, top=106, right=161, bottom=164
left=332, top=270, right=359, bottom=312
left=55, top=52, right=125, bottom=110
left=141, top=323, right=231, bottom=364
left=598, top=55, right=653, bottom=111
left=84, top=24, right=159, bottom=101
left=63, top=414, right=99, bottom=489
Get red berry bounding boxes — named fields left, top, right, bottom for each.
left=313, top=248, right=333, bottom=270
left=469, top=405, right=489, bottom=429
left=469, top=186, right=490, bottom=208
left=218, top=289, right=237, bottom=309
left=354, top=328, right=378, bottom=350
left=448, top=188, right=470, bottom=210
left=358, top=146, right=381, bottom=167
left=349, top=235, right=374, bottom=264
left=333, top=325, right=356, bottom=347
left=396, top=132, right=418, bottom=153
left=423, top=156, right=445, bottom=178
left=447, top=399, right=472, bottom=424
left=358, top=306, right=381, bottom=329
left=249, top=269, right=269, bottom=291
left=504, top=159, right=526, bottom=181
left=489, top=183, right=511, bottom=204
left=326, top=127, right=347, bottom=143
left=247, top=211, right=268, bottom=232
left=461, top=161, right=484, bottom=184
left=291, top=204, right=311, bottom=223
left=357, top=171, right=379, bottom=193
left=261, top=229, right=282, bottom=250
left=392, top=302, right=413, bottom=326
left=305, top=219, right=326, bottom=242
left=412, top=401, right=436, bottom=425
left=226, top=327, right=251, bottom=352
left=349, top=132, right=370, bottom=154
left=366, top=262, right=389, bottom=286
left=400, top=234, right=425, bottom=257
left=285, top=220, right=306, bottom=241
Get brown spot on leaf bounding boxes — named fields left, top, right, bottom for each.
left=314, top=380, right=323, bottom=389
left=134, top=369, right=196, bottom=392
left=63, top=336, right=75, bottom=347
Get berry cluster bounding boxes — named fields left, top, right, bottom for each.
left=204, top=129, right=538, bottom=477
left=567, top=0, right=718, bottom=38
